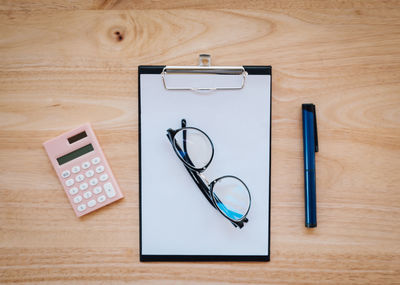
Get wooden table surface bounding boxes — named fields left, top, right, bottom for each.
left=1, top=1, right=399, bottom=284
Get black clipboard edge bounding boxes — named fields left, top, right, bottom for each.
left=138, top=65, right=272, bottom=262
left=141, top=255, right=269, bottom=262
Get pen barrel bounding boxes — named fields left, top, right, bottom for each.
left=304, top=168, right=317, bottom=227
left=302, top=107, right=317, bottom=228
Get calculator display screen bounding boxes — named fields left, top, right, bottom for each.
left=57, top=144, right=94, bottom=166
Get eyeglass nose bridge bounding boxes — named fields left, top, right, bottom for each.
left=198, top=172, right=210, bottom=186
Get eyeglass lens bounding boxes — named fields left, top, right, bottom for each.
left=173, top=128, right=213, bottom=169
left=212, top=176, right=250, bottom=221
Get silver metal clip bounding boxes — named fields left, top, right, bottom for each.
left=162, top=54, right=247, bottom=91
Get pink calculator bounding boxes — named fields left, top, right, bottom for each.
left=43, top=123, right=123, bottom=217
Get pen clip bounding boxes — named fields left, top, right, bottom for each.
left=312, top=104, right=318, bottom=152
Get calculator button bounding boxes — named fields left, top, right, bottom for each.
left=100, top=174, right=109, bottom=182
left=61, top=170, right=70, bottom=179
left=82, top=161, right=91, bottom=169
left=89, top=178, right=98, bottom=186
left=95, top=165, right=104, bottom=173
left=87, top=199, right=96, bottom=208
left=69, top=187, right=78, bottom=195
left=73, top=195, right=82, bottom=204
left=104, top=182, right=116, bottom=198
left=83, top=191, right=92, bottom=199
left=97, top=195, right=106, bottom=203
left=75, top=174, right=85, bottom=182
left=92, top=157, right=101, bottom=165
left=79, top=183, right=88, bottom=191
left=85, top=170, right=94, bottom=178
left=93, top=186, right=102, bottom=194
left=71, top=166, right=80, bottom=173
left=77, top=204, right=86, bottom=212
left=65, top=179, right=74, bottom=187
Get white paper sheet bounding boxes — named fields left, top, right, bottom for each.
left=140, top=72, right=270, bottom=256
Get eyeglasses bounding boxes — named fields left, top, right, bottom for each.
left=166, top=119, right=251, bottom=228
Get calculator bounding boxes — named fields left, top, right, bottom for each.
left=43, top=123, right=123, bottom=217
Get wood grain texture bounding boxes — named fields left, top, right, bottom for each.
left=0, top=0, right=400, bottom=11
left=0, top=1, right=399, bottom=284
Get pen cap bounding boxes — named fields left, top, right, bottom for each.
left=302, top=104, right=318, bottom=152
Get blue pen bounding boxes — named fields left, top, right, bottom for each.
left=302, top=104, right=318, bottom=228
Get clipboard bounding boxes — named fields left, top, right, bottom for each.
left=138, top=55, right=271, bottom=262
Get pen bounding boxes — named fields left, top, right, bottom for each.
left=302, top=104, right=318, bottom=228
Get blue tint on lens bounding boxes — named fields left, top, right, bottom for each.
left=178, top=149, right=187, bottom=158
left=216, top=201, right=243, bottom=220
left=178, top=149, right=193, bottom=166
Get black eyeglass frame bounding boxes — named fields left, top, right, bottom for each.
left=166, top=119, right=251, bottom=228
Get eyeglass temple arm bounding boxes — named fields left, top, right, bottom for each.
left=168, top=123, right=215, bottom=208
left=180, top=120, right=246, bottom=228
left=179, top=119, right=216, bottom=206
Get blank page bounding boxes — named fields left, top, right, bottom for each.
left=140, top=71, right=270, bottom=257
